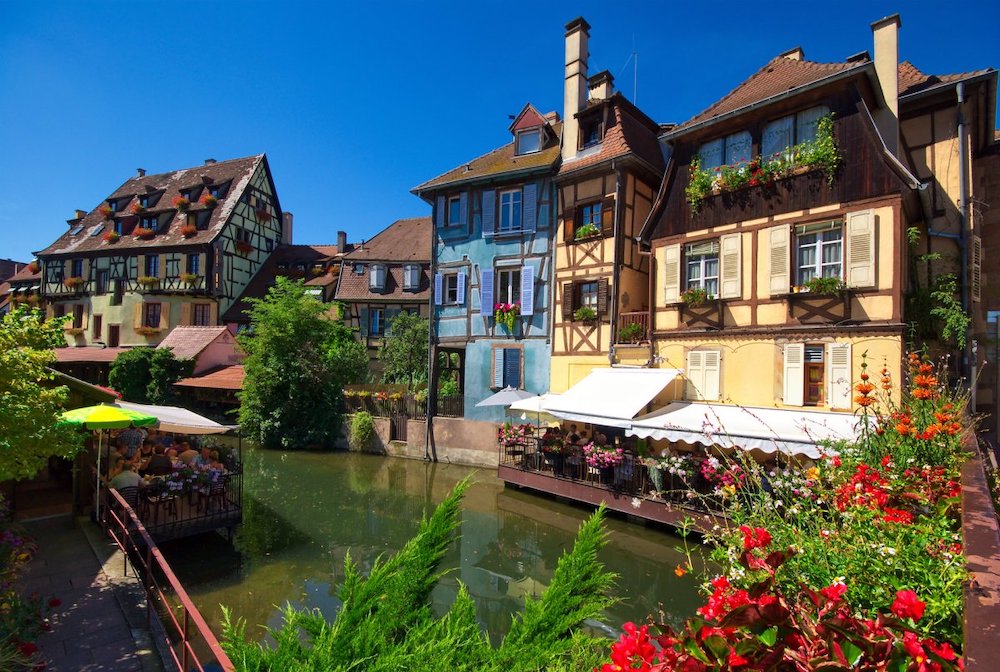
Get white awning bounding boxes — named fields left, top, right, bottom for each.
left=628, top=402, right=861, bottom=459
left=507, top=393, right=563, bottom=424
left=117, top=400, right=236, bottom=435
left=544, top=368, right=682, bottom=428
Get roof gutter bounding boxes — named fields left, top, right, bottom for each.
left=411, top=163, right=558, bottom=200
left=661, top=62, right=871, bottom=141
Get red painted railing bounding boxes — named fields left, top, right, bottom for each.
left=104, top=488, right=234, bottom=672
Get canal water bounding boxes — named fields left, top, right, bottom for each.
left=161, top=448, right=705, bottom=644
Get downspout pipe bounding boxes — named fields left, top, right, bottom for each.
left=956, top=82, right=975, bottom=401
left=610, top=159, right=621, bottom=366
left=424, top=200, right=437, bottom=461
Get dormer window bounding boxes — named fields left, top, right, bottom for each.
left=580, top=118, right=604, bottom=149
left=403, top=264, right=421, bottom=291
left=762, top=105, right=830, bottom=159
left=141, top=215, right=159, bottom=231
left=353, top=263, right=365, bottom=275
left=107, top=199, right=119, bottom=213
left=515, top=129, right=541, bottom=155
left=370, top=264, right=387, bottom=292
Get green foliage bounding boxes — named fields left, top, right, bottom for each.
left=221, top=481, right=617, bottom=671
left=617, top=322, right=644, bottom=343
left=929, top=274, right=970, bottom=350
left=0, top=306, right=83, bottom=481
left=438, top=376, right=460, bottom=397
left=348, top=411, right=375, bottom=451
left=681, top=287, right=710, bottom=306
left=109, top=347, right=194, bottom=404
left=574, top=222, right=601, bottom=240
left=684, top=156, right=714, bottom=212
left=238, top=277, right=367, bottom=450
left=378, top=312, right=429, bottom=386
left=803, top=275, right=845, bottom=295
left=573, top=306, right=597, bottom=322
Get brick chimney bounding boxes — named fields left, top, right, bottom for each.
left=204, top=158, right=216, bottom=165
left=562, top=17, right=590, bottom=161
left=281, top=211, right=293, bottom=245
left=588, top=70, right=614, bottom=101
left=136, top=168, right=146, bottom=177
left=871, top=14, right=901, bottom=155
left=337, top=230, right=348, bottom=254
left=73, top=209, right=87, bottom=220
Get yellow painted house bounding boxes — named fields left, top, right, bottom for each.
left=35, top=155, right=286, bottom=348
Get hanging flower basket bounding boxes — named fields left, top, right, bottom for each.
left=64, top=276, right=85, bottom=290
left=180, top=273, right=203, bottom=287
left=133, top=227, right=156, bottom=240
left=137, top=276, right=160, bottom=289
left=494, top=302, right=519, bottom=331
left=28, top=261, right=40, bottom=273
left=255, top=207, right=272, bottom=223
left=236, top=240, right=254, bottom=255
left=64, top=327, right=85, bottom=336
left=129, top=202, right=146, bottom=215
left=172, top=196, right=191, bottom=212
left=98, top=206, right=115, bottom=220
left=199, top=193, right=218, bottom=208
left=135, top=326, right=161, bottom=337
left=573, top=306, right=597, bottom=322
left=180, top=223, right=198, bottom=238
left=103, top=231, right=120, bottom=244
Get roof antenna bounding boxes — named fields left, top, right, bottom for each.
left=616, top=34, right=639, bottom=103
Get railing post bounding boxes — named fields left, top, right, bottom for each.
left=182, top=610, right=190, bottom=671
left=145, top=545, right=152, bottom=629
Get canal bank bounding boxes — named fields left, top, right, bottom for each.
left=161, top=449, right=705, bottom=644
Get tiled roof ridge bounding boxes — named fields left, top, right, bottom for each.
left=122, top=153, right=264, bottom=185
left=344, top=216, right=431, bottom=259
left=413, top=142, right=515, bottom=192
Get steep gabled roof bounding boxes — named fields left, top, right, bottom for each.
left=37, top=154, right=266, bottom=256
left=156, top=326, right=230, bottom=361
left=412, top=113, right=562, bottom=193
left=342, top=217, right=431, bottom=263
left=334, top=264, right=431, bottom=303
left=175, top=365, right=245, bottom=391
left=898, top=60, right=995, bottom=98
left=559, top=93, right=664, bottom=176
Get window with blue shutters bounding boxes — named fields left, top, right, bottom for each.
left=520, top=264, right=534, bottom=316
left=479, top=269, right=494, bottom=317
left=492, top=346, right=523, bottom=389
left=482, top=190, right=496, bottom=237
left=498, top=190, right=522, bottom=233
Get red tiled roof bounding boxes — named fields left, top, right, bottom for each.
left=175, top=365, right=245, bottom=390
left=36, top=155, right=265, bottom=256
left=675, top=56, right=863, bottom=132
left=343, top=217, right=431, bottom=263
left=54, top=347, right=132, bottom=363
left=8, top=264, right=40, bottom=283
left=335, top=263, right=431, bottom=303
left=898, top=60, right=994, bottom=97
left=413, top=117, right=562, bottom=192
left=560, top=94, right=664, bottom=175
left=156, top=326, right=230, bottom=360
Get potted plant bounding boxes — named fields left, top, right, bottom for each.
left=133, top=227, right=155, bottom=240
left=172, top=196, right=191, bottom=212
left=681, top=287, right=710, bottom=307
left=64, top=276, right=85, bottom=290
left=180, top=273, right=202, bottom=288
left=494, top=302, right=519, bottom=331
left=129, top=201, right=146, bottom=215
left=180, top=223, right=198, bottom=238
left=98, top=205, right=115, bottom=220
left=137, top=276, right=160, bottom=289
left=574, top=222, right=601, bottom=241
left=236, top=240, right=254, bottom=255
left=617, top=322, right=645, bottom=343
left=583, top=443, right=625, bottom=485
left=199, top=193, right=218, bottom=208
left=103, top=231, right=120, bottom=244
left=540, top=428, right=567, bottom=474
left=802, top=276, right=845, bottom=295
left=573, top=305, right=597, bottom=323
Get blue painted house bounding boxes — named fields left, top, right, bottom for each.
left=413, top=105, right=561, bottom=421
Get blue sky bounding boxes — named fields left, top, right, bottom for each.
left=1, top=1, right=997, bottom=262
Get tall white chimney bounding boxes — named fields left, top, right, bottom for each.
left=871, top=14, right=901, bottom=156
left=562, top=17, right=590, bottom=161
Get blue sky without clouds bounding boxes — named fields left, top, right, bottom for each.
left=1, top=0, right=997, bottom=262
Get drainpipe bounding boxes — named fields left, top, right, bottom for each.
left=424, top=200, right=437, bottom=461
left=956, top=82, right=975, bottom=404
left=638, top=243, right=654, bottom=367
left=610, top=159, right=621, bottom=367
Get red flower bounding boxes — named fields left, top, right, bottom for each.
left=882, top=508, right=914, bottom=525
left=819, top=582, right=847, bottom=603
left=738, top=525, right=772, bottom=551
left=927, top=640, right=958, bottom=662
left=728, top=650, right=750, bottom=667
left=902, top=631, right=928, bottom=666
left=891, top=589, right=926, bottom=621
left=48, top=597, right=62, bottom=608
left=17, top=641, right=37, bottom=657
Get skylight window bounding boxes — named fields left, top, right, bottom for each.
left=90, top=224, right=105, bottom=237
left=69, top=225, right=84, bottom=235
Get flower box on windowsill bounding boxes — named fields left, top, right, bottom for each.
left=64, top=327, right=85, bottom=336
left=784, top=288, right=852, bottom=325
left=64, top=276, right=85, bottom=291
left=180, top=224, right=198, bottom=238
left=137, top=276, right=160, bottom=290
left=135, top=326, right=162, bottom=337
left=255, top=208, right=272, bottom=223
left=235, top=241, right=254, bottom=255
left=133, top=227, right=156, bottom=240
left=678, top=297, right=724, bottom=329
left=180, top=273, right=203, bottom=288
left=103, top=231, right=121, bottom=244
left=199, top=193, right=218, bottom=208
left=573, top=225, right=603, bottom=243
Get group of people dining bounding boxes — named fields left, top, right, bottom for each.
left=100, top=427, right=227, bottom=492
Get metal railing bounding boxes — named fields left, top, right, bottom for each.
left=104, top=488, right=234, bottom=672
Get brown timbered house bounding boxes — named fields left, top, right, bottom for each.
left=550, top=18, right=665, bottom=393
left=334, top=217, right=432, bottom=370
left=35, top=155, right=285, bottom=349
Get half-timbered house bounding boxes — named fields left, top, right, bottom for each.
left=35, top=155, right=284, bottom=348
left=333, top=217, right=432, bottom=371
left=413, top=104, right=561, bottom=421
left=550, top=18, right=666, bottom=394
left=638, top=15, right=996, bottom=428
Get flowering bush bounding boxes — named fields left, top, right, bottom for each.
left=643, top=453, right=695, bottom=479
left=583, top=443, right=624, bottom=469
left=600, top=528, right=962, bottom=672
left=494, top=302, right=519, bottom=331
left=497, top=422, right=532, bottom=448
left=681, top=287, right=710, bottom=307
left=541, top=427, right=567, bottom=454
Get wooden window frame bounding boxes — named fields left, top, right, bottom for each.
left=498, top=189, right=523, bottom=233
left=446, top=196, right=462, bottom=227
left=684, top=240, right=720, bottom=296
left=443, top=273, right=460, bottom=305
left=579, top=117, right=605, bottom=149
left=496, top=268, right=521, bottom=305
left=145, top=254, right=159, bottom=277
left=490, top=343, right=525, bottom=390
left=92, top=314, right=103, bottom=340
left=192, top=303, right=211, bottom=327
left=143, top=303, right=161, bottom=329
left=803, top=344, right=825, bottom=406
left=515, top=129, right=541, bottom=155
left=72, top=304, right=84, bottom=329
left=794, top=221, right=844, bottom=286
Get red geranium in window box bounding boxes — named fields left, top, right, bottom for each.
left=133, top=227, right=156, bottom=240
left=172, top=196, right=191, bottom=212
left=199, top=193, right=218, bottom=208
left=236, top=240, right=254, bottom=255
left=98, top=205, right=115, bottom=220
left=180, top=223, right=198, bottom=238
left=103, top=231, right=120, bottom=244
left=129, top=201, right=146, bottom=215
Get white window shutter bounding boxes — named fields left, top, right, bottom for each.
left=719, top=233, right=741, bottom=299
left=846, top=209, right=876, bottom=288
left=783, top=343, right=805, bottom=407
left=482, top=190, right=496, bottom=237
left=522, top=183, right=537, bottom=233
left=827, top=343, right=852, bottom=409
left=456, top=271, right=466, bottom=305
left=768, top=225, right=790, bottom=296
left=459, top=192, right=468, bottom=230
left=703, top=350, right=721, bottom=401
left=435, top=196, right=445, bottom=228
left=479, top=269, right=494, bottom=317
left=685, top=350, right=704, bottom=400
left=434, top=273, right=442, bottom=305
left=520, top=265, right=534, bottom=316
left=493, top=348, right=505, bottom=388
left=972, top=234, right=982, bottom=303
left=663, top=243, right=681, bottom=303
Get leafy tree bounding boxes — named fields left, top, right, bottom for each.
left=221, top=480, right=614, bottom=671
left=0, top=306, right=83, bottom=481
left=238, top=277, right=367, bottom=449
left=378, top=312, right=429, bottom=386
left=108, top=347, right=194, bottom=404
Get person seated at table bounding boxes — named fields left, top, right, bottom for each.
left=577, top=430, right=590, bottom=446
left=177, top=442, right=198, bottom=466
left=132, top=439, right=155, bottom=469
left=108, top=461, right=141, bottom=490
left=193, top=446, right=213, bottom=469
left=141, top=445, right=173, bottom=477
left=207, top=450, right=227, bottom=471
left=157, top=432, right=174, bottom=449
left=106, top=442, right=129, bottom=471
left=117, top=426, right=146, bottom=459
left=565, top=424, right=580, bottom=446
left=593, top=430, right=608, bottom=446
left=102, top=456, right=126, bottom=482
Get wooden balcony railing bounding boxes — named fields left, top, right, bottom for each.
left=617, top=311, right=649, bottom=343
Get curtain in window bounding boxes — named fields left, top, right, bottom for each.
left=697, top=139, right=724, bottom=171
left=796, top=106, right=829, bottom=144
left=724, top=131, right=752, bottom=166
left=762, top=116, right=794, bottom=159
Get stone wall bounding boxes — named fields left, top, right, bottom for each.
left=346, top=413, right=499, bottom=468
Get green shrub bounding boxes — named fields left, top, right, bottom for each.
left=349, top=411, right=375, bottom=452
